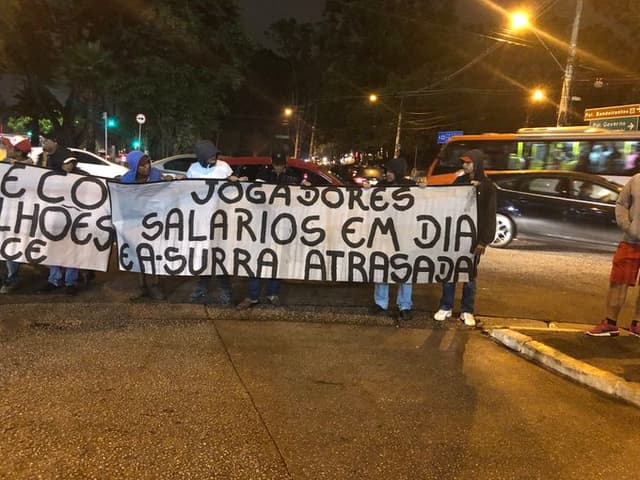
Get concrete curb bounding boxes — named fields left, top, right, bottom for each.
left=489, top=328, right=640, bottom=408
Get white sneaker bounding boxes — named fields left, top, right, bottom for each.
left=460, top=312, right=476, bottom=327
left=433, top=309, right=452, bottom=321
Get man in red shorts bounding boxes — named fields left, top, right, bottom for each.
left=588, top=174, right=640, bottom=336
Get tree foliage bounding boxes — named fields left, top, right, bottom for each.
left=0, top=0, right=250, bottom=155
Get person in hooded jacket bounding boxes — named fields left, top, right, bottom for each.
left=121, top=150, right=166, bottom=300
left=187, top=140, right=247, bottom=304
left=369, top=155, right=416, bottom=321
left=236, top=152, right=311, bottom=310
left=433, top=149, right=497, bottom=327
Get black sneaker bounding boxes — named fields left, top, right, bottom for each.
left=398, top=309, right=412, bottom=321
left=368, top=304, right=388, bottom=316
left=36, top=283, right=59, bottom=294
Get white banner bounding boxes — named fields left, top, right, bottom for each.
left=0, top=163, right=114, bottom=271
left=109, top=180, right=478, bottom=283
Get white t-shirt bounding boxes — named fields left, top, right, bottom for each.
left=186, top=160, right=233, bottom=179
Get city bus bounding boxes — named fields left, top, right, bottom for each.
left=427, top=126, right=640, bottom=185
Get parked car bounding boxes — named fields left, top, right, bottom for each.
left=30, top=147, right=128, bottom=179
left=151, top=155, right=343, bottom=185
left=488, top=170, right=622, bottom=249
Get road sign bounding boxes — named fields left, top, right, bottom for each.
left=584, top=104, right=640, bottom=121
left=274, top=134, right=289, bottom=140
left=136, top=113, right=146, bottom=125
left=589, top=116, right=639, bottom=131
left=436, top=130, right=464, bottom=144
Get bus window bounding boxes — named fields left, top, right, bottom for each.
left=522, top=142, right=548, bottom=169
left=433, top=140, right=518, bottom=176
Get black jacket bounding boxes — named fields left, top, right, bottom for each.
left=256, top=166, right=300, bottom=185
left=47, top=147, right=77, bottom=171
left=454, top=149, right=497, bottom=247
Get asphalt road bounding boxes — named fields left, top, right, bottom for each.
left=2, top=317, right=640, bottom=479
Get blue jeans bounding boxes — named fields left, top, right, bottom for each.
left=48, top=266, right=79, bottom=287
left=439, top=281, right=476, bottom=313
left=374, top=283, right=412, bottom=311
left=3, top=260, right=20, bottom=285
left=248, top=277, right=280, bottom=301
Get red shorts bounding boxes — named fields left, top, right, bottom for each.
left=610, top=242, right=640, bottom=285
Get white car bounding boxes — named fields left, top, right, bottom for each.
left=151, top=154, right=196, bottom=178
left=30, top=147, right=128, bottom=179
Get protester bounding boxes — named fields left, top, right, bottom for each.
left=0, top=136, right=33, bottom=293
left=368, top=154, right=416, bottom=321
left=121, top=150, right=166, bottom=301
left=41, top=134, right=75, bottom=170
left=187, top=140, right=247, bottom=304
left=236, top=152, right=311, bottom=310
left=36, top=137, right=83, bottom=295
left=587, top=172, right=640, bottom=336
left=433, top=149, right=496, bottom=327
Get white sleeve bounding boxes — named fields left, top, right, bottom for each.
left=223, top=163, right=233, bottom=178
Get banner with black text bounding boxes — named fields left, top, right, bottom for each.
left=0, top=163, right=114, bottom=271
left=109, top=180, right=478, bottom=283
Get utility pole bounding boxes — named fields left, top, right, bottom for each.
left=394, top=97, right=404, bottom=158
left=556, top=0, right=583, bottom=127
left=102, top=112, right=108, bottom=159
left=308, top=105, right=317, bottom=160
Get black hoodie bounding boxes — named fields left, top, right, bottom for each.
left=454, top=149, right=497, bottom=247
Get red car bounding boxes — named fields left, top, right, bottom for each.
left=152, top=154, right=342, bottom=185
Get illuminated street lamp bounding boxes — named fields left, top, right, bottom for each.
left=526, top=88, right=546, bottom=126
left=368, top=93, right=378, bottom=103
left=531, top=88, right=546, bottom=102
left=510, top=11, right=530, bottom=30
left=509, top=2, right=584, bottom=126
left=283, top=107, right=293, bottom=117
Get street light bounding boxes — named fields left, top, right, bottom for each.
left=509, top=2, right=584, bottom=126
left=526, top=88, right=546, bottom=126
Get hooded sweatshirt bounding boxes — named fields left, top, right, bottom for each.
left=121, top=151, right=163, bottom=183
left=454, top=149, right=497, bottom=247
left=615, top=173, right=640, bottom=244
left=186, top=140, right=233, bottom=179
left=380, top=156, right=415, bottom=186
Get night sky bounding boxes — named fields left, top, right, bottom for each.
left=237, top=0, right=326, bottom=43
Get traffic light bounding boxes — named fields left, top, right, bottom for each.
left=107, top=118, right=117, bottom=128
left=131, top=139, right=141, bottom=149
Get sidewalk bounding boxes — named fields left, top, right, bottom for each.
left=3, top=263, right=640, bottom=408
left=486, top=320, right=640, bottom=408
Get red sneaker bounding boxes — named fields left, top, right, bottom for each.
left=586, top=320, right=620, bottom=337
left=628, top=322, right=640, bottom=337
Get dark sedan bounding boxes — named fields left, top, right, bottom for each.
left=489, top=170, right=623, bottom=249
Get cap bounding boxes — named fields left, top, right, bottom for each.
left=460, top=155, right=473, bottom=163
left=1, top=136, right=31, bottom=154
left=63, top=156, right=78, bottom=165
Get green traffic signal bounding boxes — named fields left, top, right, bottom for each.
left=107, top=118, right=117, bottom=128
left=132, top=140, right=141, bottom=149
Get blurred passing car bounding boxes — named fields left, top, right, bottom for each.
left=488, top=170, right=622, bottom=250
left=30, top=147, right=128, bottom=178
left=152, top=155, right=342, bottom=185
